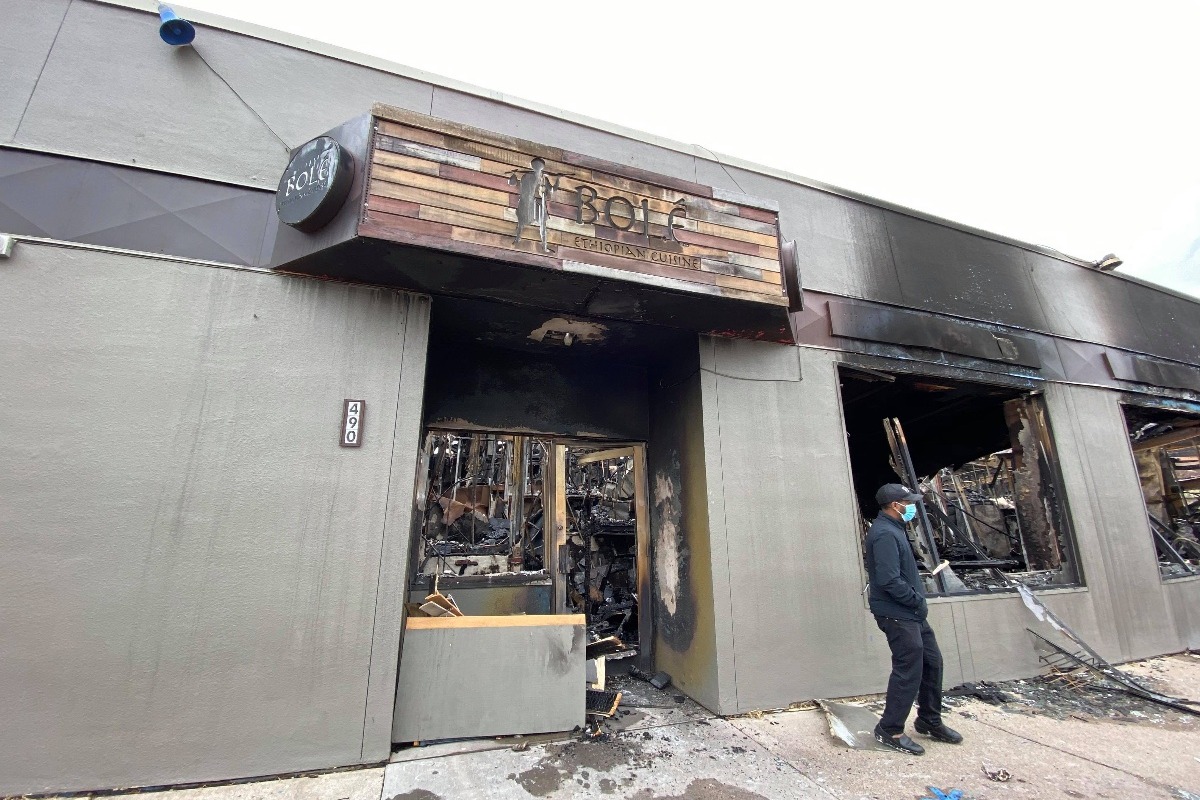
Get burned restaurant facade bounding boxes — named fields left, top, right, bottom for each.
left=3, top=1, right=1200, bottom=795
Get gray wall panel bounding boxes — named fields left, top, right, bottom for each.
left=13, top=2, right=291, bottom=186
left=1124, top=280, right=1200, bottom=364
left=188, top=33, right=432, bottom=155
left=0, top=149, right=273, bottom=265
left=0, top=0, right=71, bottom=142
left=695, top=162, right=1200, bottom=370
left=1164, top=579, right=1200, bottom=651
left=0, top=244, right=427, bottom=795
left=391, top=619, right=585, bottom=742
left=698, top=355, right=739, bottom=712
left=8, top=2, right=431, bottom=189
left=695, top=159, right=901, bottom=302
left=1041, top=382, right=1181, bottom=661
left=956, top=591, right=1099, bottom=681
left=361, top=294, right=430, bottom=761
left=1027, top=250, right=1149, bottom=353
left=699, top=341, right=893, bottom=711
left=430, top=88, right=698, bottom=182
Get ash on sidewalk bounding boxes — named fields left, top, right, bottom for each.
left=35, top=654, right=1200, bottom=800
left=384, top=673, right=822, bottom=799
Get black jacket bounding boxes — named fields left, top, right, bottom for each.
left=865, top=512, right=928, bottom=621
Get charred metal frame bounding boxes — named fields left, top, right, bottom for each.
left=842, top=367, right=1084, bottom=596
left=1118, top=400, right=1200, bottom=580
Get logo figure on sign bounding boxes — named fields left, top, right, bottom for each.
left=509, top=158, right=568, bottom=253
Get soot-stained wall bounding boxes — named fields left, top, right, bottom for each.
left=422, top=341, right=649, bottom=440
left=648, top=346, right=721, bottom=711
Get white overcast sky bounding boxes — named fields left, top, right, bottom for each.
left=185, top=0, right=1200, bottom=297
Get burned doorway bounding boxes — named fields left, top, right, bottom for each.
left=549, top=443, right=650, bottom=661
left=408, top=432, right=651, bottom=658
left=838, top=367, right=1082, bottom=594
left=406, top=295, right=696, bottom=683
left=1120, top=404, right=1200, bottom=578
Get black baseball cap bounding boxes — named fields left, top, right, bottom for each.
left=875, top=483, right=923, bottom=507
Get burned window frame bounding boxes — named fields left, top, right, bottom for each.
left=410, top=429, right=552, bottom=584
left=407, top=429, right=653, bottom=653
left=1118, top=400, right=1200, bottom=581
left=838, top=366, right=1085, bottom=596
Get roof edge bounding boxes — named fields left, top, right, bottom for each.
left=87, top=0, right=1199, bottom=305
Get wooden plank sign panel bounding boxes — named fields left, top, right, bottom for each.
left=363, top=104, right=787, bottom=307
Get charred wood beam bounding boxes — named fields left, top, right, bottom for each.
left=1132, top=426, right=1200, bottom=452
left=1004, top=399, right=1062, bottom=571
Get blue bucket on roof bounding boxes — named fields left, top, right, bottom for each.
left=158, top=4, right=196, bottom=46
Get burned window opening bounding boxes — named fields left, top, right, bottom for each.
left=414, top=431, right=551, bottom=579
left=410, top=433, right=649, bottom=654
left=839, top=368, right=1081, bottom=594
left=1120, top=405, right=1200, bottom=579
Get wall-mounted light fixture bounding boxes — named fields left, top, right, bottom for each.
left=157, top=4, right=196, bottom=46
left=1093, top=253, right=1123, bottom=272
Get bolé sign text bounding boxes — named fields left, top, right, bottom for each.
left=277, top=136, right=355, bottom=233
left=362, top=106, right=789, bottom=308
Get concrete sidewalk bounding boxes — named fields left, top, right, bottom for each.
left=31, top=654, right=1200, bottom=800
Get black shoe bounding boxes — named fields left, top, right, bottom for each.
left=873, top=725, right=925, bottom=755
left=914, top=719, right=963, bottom=744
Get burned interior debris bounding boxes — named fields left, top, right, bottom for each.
left=414, top=431, right=550, bottom=579
left=410, top=432, right=647, bottom=657
left=561, top=446, right=643, bottom=649
left=839, top=368, right=1080, bottom=594
left=1121, top=404, right=1200, bottom=578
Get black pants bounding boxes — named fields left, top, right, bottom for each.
left=874, top=616, right=944, bottom=736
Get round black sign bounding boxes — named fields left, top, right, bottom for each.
left=276, top=136, right=355, bottom=232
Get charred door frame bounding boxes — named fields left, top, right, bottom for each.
left=548, top=440, right=652, bottom=664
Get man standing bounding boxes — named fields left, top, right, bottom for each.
left=865, top=483, right=963, bottom=755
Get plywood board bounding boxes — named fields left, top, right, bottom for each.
left=365, top=104, right=787, bottom=307
left=391, top=616, right=585, bottom=742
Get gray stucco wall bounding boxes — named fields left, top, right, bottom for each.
left=696, top=341, right=1200, bottom=714
left=0, top=242, right=429, bottom=795
left=1, top=0, right=429, bottom=186
left=1041, top=381, right=1191, bottom=661
left=697, top=340, right=894, bottom=712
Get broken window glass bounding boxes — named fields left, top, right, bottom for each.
left=1121, top=405, right=1200, bottom=579
left=414, top=431, right=550, bottom=578
left=840, top=368, right=1082, bottom=594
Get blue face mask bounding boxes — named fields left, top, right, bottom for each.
left=900, top=503, right=917, bottom=523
